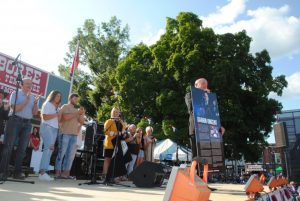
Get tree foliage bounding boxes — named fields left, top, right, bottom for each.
left=58, top=17, right=130, bottom=120
left=114, top=12, right=287, bottom=162
left=59, top=12, right=287, bottom=162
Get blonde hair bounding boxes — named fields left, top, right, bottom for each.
left=145, top=126, right=153, bottom=133
left=110, top=107, right=120, bottom=118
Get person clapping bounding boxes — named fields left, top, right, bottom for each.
left=55, top=93, right=85, bottom=179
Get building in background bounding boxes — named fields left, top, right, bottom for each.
left=262, top=144, right=285, bottom=177
left=275, top=109, right=300, bottom=182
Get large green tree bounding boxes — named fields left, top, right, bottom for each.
left=114, top=12, right=287, bottom=162
left=58, top=17, right=130, bottom=120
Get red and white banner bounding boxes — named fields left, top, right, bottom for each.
left=0, top=52, right=49, bottom=98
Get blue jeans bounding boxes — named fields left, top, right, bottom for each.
left=126, top=154, right=137, bottom=175
left=39, top=123, right=58, bottom=172
left=0, top=116, right=32, bottom=174
left=55, top=134, right=77, bottom=171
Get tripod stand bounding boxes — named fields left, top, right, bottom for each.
left=0, top=54, right=35, bottom=184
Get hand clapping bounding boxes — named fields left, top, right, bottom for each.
left=78, top=106, right=85, bottom=115
left=34, top=94, right=41, bottom=104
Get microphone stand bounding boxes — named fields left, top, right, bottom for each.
left=0, top=54, right=34, bottom=184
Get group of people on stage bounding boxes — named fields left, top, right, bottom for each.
left=0, top=77, right=156, bottom=183
left=102, top=107, right=156, bottom=182
left=0, top=77, right=85, bottom=182
left=0, top=76, right=221, bottom=183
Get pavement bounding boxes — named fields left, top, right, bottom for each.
left=0, top=176, right=249, bottom=201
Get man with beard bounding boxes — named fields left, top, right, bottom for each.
left=55, top=93, right=85, bottom=179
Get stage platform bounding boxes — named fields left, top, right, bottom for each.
left=0, top=176, right=248, bottom=201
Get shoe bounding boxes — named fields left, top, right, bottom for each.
left=39, top=173, right=54, bottom=181
left=56, top=175, right=75, bottom=180
left=100, top=174, right=106, bottom=181
left=104, top=178, right=117, bottom=184
left=113, top=177, right=121, bottom=183
left=120, top=176, right=128, bottom=181
left=208, top=186, right=217, bottom=191
left=66, top=176, right=75, bottom=180
left=13, top=173, right=25, bottom=180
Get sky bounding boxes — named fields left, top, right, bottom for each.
left=1, top=0, right=299, bottom=141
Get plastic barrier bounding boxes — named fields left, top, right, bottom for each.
left=244, top=175, right=264, bottom=200
left=163, top=160, right=211, bottom=201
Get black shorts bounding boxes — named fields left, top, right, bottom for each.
left=103, top=149, right=114, bottom=158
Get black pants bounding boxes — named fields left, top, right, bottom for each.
left=0, top=117, right=32, bottom=176
left=189, top=134, right=197, bottom=158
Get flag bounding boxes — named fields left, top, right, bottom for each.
left=69, top=41, right=79, bottom=95
left=70, top=41, right=80, bottom=77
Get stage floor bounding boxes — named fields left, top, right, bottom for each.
left=0, top=176, right=249, bottom=201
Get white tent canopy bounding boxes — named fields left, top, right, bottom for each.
left=154, top=139, right=192, bottom=162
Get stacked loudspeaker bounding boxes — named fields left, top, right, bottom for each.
left=129, top=161, right=165, bottom=188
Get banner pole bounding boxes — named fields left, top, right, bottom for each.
left=69, top=74, right=74, bottom=95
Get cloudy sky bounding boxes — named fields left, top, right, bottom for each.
left=1, top=0, right=299, bottom=115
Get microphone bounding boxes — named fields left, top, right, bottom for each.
left=12, top=53, right=21, bottom=65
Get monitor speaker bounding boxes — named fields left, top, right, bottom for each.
left=129, top=161, right=165, bottom=188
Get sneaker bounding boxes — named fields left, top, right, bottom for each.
left=39, top=173, right=54, bottom=181
left=100, top=174, right=106, bottom=181
left=56, top=175, right=75, bottom=180
left=120, top=176, right=128, bottom=181
left=63, top=176, right=75, bottom=180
